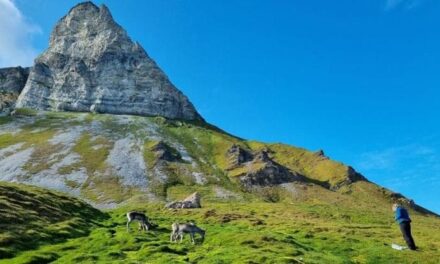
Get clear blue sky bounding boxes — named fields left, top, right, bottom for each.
left=4, top=0, right=440, bottom=213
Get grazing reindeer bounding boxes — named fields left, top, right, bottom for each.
left=170, top=222, right=205, bottom=244
left=126, top=211, right=152, bottom=232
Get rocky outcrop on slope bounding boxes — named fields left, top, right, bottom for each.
left=226, top=144, right=254, bottom=169
left=150, top=141, right=182, bottom=162
left=165, top=192, right=201, bottom=209
left=226, top=146, right=304, bottom=187
left=238, top=150, right=304, bottom=187
left=0, top=67, right=29, bottom=114
left=16, top=2, right=202, bottom=121
left=330, top=166, right=368, bottom=191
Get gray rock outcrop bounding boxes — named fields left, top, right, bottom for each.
left=226, top=144, right=253, bottom=169
left=238, top=150, right=304, bottom=187
left=226, top=146, right=304, bottom=187
left=0, top=67, right=29, bottom=114
left=166, top=192, right=201, bottom=209
left=16, top=2, right=202, bottom=121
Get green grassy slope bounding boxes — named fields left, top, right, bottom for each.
left=0, top=182, right=107, bottom=260
left=1, top=184, right=439, bottom=264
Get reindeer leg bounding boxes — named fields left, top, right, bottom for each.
left=171, top=232, right=178, bottom=242
left=139, top=222, right=146, bottom=232
left=191, top=233, right=195, bottom=244
left=127, top=219, right=131, bottom=232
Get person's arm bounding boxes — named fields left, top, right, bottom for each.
left=395, top=207, right=402, bottom=221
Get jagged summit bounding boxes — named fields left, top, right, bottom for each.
left=16, top=1, right=203, bottom=121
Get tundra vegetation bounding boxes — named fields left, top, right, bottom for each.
left=1, top=182, right=439, bottom=264
left=0, top=113, right=439, bottom=264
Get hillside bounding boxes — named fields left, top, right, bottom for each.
left=0, top=110, right=419, bottom=209
left=0, top=181, right=106, bottom=260
left=1, top=181, right=439, bottom=263
left=1, top=110, right=439, bottom=263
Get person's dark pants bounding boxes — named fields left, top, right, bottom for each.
left=399, top=221, right=416, bottom=250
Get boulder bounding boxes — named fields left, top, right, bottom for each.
left=165, top=192, right=201, bottom=209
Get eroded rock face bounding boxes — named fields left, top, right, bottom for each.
left=16, top=2, right=202, bottom=121
left=0, top=67, right=29, bottom=114
left=238, top=151, right=304, bottom=187
left=226, top=145, right=304, bottom=187
left=226, top=144, right=253, bottom=169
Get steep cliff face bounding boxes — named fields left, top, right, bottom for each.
left=16, top=2, right=202, bottom=121
left=0, top=67, right=29, bottom=114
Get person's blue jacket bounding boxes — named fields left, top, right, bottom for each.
left=395, top=206, right=411, bottom=224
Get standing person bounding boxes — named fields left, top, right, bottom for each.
left=392, top=203, right=417, bottom=250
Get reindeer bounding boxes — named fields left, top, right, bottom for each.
left=126, top=211, right=152, bottom=232
left=170, top=222, right=205, bottom=244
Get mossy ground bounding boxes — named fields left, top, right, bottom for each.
left=1, top=182, right=439, bottom=264
left=0, top=182, right=107, bottom=259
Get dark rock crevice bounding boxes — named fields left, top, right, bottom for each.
left=150, top=141, right=182, bottom=163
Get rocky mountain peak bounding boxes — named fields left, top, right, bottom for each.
left=48, top=2, right=124, bottom=56
left=16, top=1, right=203, bottom=121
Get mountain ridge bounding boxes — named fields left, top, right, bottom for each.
left=13, top=1, right=202, bottom=121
